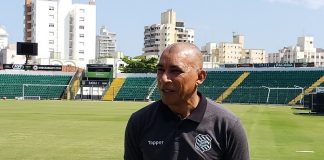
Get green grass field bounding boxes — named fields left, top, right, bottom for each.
left=0, top=100, right=323, bottom=160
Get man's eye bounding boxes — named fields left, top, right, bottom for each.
left=157, top=68, right=164, bottom=73
left=170, top=70, right=182, bottom=74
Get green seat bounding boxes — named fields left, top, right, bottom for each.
left=0, top=74, right=72, bottom=99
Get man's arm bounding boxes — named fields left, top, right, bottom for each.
left=124, top=115, right=143, bottom=160
left=224, top=119, right=250, bottom=160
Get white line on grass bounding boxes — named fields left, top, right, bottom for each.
left=295, top=150, right=314, bottom=153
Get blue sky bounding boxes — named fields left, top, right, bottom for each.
left=0, top=0, right=323, bottom=57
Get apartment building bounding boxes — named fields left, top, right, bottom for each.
left=96, top=26, right=117, bottom=59
left=0, top=26, right=27, bottom=66
left=201, top=42, right=217, bottom=68
left=0, top=44, right=26, bottom=66
left=24, top=0, right=96, bottom=68
left=0, top=25, right=8, bottom=50
left=268, top=36, right=324, bottom=66
left=240, top=49, right=266, bottom=64
left=215, top=34, right=244, bottom=64
left=143, top=9, right=194, bottom=58
left=202, top=33, right=266, bottom=67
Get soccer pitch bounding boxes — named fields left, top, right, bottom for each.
left=0, top=100, right=323, bottom=160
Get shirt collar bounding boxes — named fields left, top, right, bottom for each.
left=159, top=92, right=207, bottom=123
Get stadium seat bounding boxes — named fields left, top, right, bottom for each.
left=0, top=74, right=72, bottom=99
left=114, top=77, right=156, bottom=101
left=224, top=71, right=324, bottom=104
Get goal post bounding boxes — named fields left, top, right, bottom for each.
left=262, top=86, right=304, bottom=104
left=22, top=84, right=70, bottom=100
left=23, top=96, right=41, bottom=100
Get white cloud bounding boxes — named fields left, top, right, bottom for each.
left=268, top=0, right=324, bottom=9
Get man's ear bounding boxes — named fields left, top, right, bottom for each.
left=196, top=70, right=207, bottom=85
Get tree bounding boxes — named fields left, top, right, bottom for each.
left=120, top=57, right=158, bottom=73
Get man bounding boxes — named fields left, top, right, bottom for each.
left=124, top=42, right=249, bottom=160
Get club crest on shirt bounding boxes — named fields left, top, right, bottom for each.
left=195, top=134, right=212, bottom=153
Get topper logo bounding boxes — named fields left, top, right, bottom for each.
left=148, top=140, right=164, bottom=146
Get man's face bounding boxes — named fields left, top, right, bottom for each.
left=157, top=50, right=199, bottom=106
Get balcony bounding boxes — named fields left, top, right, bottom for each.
left=143, top=46, right=159, bottom=51
left=26, top=37, right=32, bottom=41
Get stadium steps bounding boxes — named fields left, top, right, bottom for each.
left=216, top=72, right=250, bottom=103
left=102, top=78, right=125, bottom=101
left=69, top=78, right=81, bottom=99
left=146, top=78, right=158, bottom=100
left=288, top=75, right=324, bottom=105
left=64, top=69, right=83, bottom=100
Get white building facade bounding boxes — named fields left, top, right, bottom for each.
left=217, top=41, right=243, bottom=64
left=0, top=44, right=26, bottom=66
left=24, top=0, right=96, bottom=68
left=0, top=26, right=22, bottom=67
left=143, top=9, right=194, bottom=58
left=213, top=34, right=245, bottom=64
left=0, top=26, right=8, bottom=50
left=202, top=34, right=266, bottom=67
left=267, top=36, right=324, bottom=66
left=201, top=42, right=217, bottom=68
left=96, top=26, right=117, bottom=59
left=240, top=49, right=266, bottom=64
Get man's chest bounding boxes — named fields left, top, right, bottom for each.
left=138, top=120, right=223, bottom=160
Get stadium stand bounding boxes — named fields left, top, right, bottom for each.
left=0, top=70, right=73, bottom=99
left=111, top=68, right=324, bottom=105
left=150, top=83, right=160, bottom=101
left=215, top=72, right=249, bottom=103
left=149, top=71, right=244, bottom=101
left=114, top=77, right=156, bottom=101
left=198, top=71, right=244, bottom=100
left=102, top=78, right=125, bottom=101
left=289, top=75, right=324, bottom=105
left=224, top=70, right=324, bottom=104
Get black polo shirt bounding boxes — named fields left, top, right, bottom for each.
left=124, top=93, right=249, bottom=160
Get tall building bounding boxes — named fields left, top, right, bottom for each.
left=143, top=9, right=194, bottom=58
left=0, top=25, right=8, bottom=50
left=215, top=33, right=244, bottom=64
left=0, top=25, right=10, bottom=66
left=24, top=0, right=96, bottom=68
left=24, top=0, right=32, bottom=43
left=201, top=42, right=217, bottom=68
left=240, top=49, right=266, bottom=64
left=0, top=44, right=26, bottom=66
left=96, top=26, right=117, bottom=59
left=203, top=33, right=266, bottom=67
left=268, top=36, right=324, bottom=66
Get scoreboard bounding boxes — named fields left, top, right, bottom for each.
left=86, top=64, right=113, bottom=78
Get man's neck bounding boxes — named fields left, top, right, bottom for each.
left=168, top=94, right=200, bottom=119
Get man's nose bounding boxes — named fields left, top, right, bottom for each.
left=159, top=72, right=171, bottom=83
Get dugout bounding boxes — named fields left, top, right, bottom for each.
left=304, top=93, right=324, bottom=113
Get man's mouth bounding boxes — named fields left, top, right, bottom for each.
left=161, top=88, right=175, bottom=93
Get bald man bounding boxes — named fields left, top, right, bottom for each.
left=124, top=43, right=249, bottom=160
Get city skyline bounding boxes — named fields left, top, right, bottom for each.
left=0, top=0, right=323, bottom=57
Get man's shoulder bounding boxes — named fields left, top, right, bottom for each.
left=130, top=100, right=161, bottom=120
left=204, top=99, right=239, bottom=122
